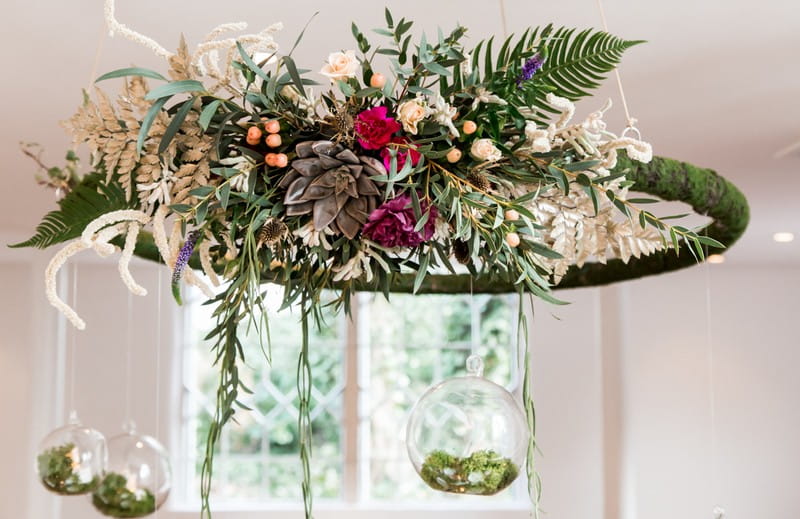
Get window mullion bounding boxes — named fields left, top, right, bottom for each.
left=342, top=295, right=360, bottom=503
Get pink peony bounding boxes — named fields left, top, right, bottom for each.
left=354, top=106, right=401, bottom=150
left=380, top=137, right=422, bottom=171
left=362, top=193, right=438, bottom=248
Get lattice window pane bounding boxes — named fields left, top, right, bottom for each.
left=181, top=288, right=345, bottom=504
left=358, top=293, right=523, bottom=502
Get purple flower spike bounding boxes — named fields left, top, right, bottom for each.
left=516, top=53, right=545, bottom=88
left=171, top=230, right=200, bottom=304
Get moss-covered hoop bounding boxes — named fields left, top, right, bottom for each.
left=131, top=153, right=749, bottom=293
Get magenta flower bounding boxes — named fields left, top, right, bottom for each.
left=362, top=193, right=438, bottom=248
left=380, top=137, right=422, bottom=172
left=354, top=106, right=401, bottom=150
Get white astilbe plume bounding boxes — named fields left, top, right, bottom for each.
left=104, top=0, right=283, bottom=93
left=118, top=222, right=147, bottom=296
left=46, top=210, right=154, bottom=329
left=105, top=0, right=172, bottom=59
left=199, top=240, right=221, bottom=287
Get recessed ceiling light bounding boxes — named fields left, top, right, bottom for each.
left=773, top=232, right=795, bottom=243
left=707, top=254, right=725, bottom=264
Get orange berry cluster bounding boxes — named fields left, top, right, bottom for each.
left=246, top=120, right=288, bottom=168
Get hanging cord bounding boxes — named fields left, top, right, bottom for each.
left=469, top=277, right=478, bottom=357
left=497, top=0, right=509, bottom=42
left=154, top=267, right=163, bottom=518
left=68, top=264, right=79, bottom=420
left=125, top=289, right=134, bottom=432
left=704, top=244, right=724, bottom=519
left=298, top=297, right=314, bottom=519
left=87, top=19, right=107, bottom=89
left=595, top=0, right=641, bottom=138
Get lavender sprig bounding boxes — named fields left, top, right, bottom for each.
left=516, top=53, right=545, bottom=88
left=171, top=230, right=200, bottom=305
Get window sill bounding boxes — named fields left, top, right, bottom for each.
left=164, top=502, right=530, bottom=519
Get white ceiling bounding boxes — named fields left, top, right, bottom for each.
left=1, top=0, right=798, bottom=266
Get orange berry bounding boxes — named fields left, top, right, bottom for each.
left=504, top=209, right=520, bottom=221
left=274, top=153, right=289, bottom=168
left=462, top=120, right=477, bottom=135
left=370, top=73, right=386, bottom=89
left=246, top=126, right=263, bottom=145
left=264, top=120, right=281, bottom=134
left=446, top=148, right=462, bottom=163
left=505, top=232, right=521, bottom=248
left=265, top=153, right=278, bottom=167
left=265, top=133, right=282, bottom=148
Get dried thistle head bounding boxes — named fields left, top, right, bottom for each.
left=466, top=171, right=491, bottom=192
left=257, top=218, right=289, bottom=249
left=325, top=98, right=359, bottom=146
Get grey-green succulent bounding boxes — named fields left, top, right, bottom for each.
left=280, top=140, right=385, bottom=239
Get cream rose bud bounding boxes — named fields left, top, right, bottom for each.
left=320, top=50, right=359, bottom=81
left=396, top=98, right=428, bottom=135
left=470, top=138, right=502, bottom=162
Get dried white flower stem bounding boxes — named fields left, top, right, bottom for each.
left=118, top=222, right=147, bottom=296
left=81, top=209, right=151, bottom=245
left=152, top=205, right=173, bottom=265
left=45, top=240, right=90, bottom=330
left=199, top=240, right=220, bottom=287
left=104, top=0, right=172, bottom=60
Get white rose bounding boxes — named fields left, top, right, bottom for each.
left=320, top=50, right=359, bottom=81
left=525, top=121, right=551, bottom=153
left=470, top=138, right=502, bottom=162
left=396, top=98, right=429, bottom=135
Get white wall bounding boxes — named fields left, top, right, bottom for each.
left=2, top=243, right=799, bottom=519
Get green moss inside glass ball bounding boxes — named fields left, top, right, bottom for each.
left=91, top=472, right=156, bottom=518
left=37, top=443, right=100, bottom=495
left=420, top=449, right=519, bottom=495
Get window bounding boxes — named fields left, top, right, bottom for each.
left=176, top=288, right=527, bottom=508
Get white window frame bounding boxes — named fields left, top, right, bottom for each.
left=166, top=290, right=531, bottom=519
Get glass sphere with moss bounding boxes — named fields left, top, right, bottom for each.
left=406, top=355, right=528, bottom=495
left=91, top=425, right=171, bottom=518
left=36, top=411, right=107, bottom=495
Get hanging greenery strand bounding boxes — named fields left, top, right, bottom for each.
left=298, top=300, right=314, bottom=518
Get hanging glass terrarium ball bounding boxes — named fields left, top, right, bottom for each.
left=406, top=355, right=529, bottom=496
left=91, top=425, right=171, bottom=518
left=36, top=411, right=107, bottom=495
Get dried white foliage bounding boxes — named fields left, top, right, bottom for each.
left=531, top=186, right=665, bottom=283
left=508, top=96, right=663, bottom=283
left=63, top=80, right=148, bottom=195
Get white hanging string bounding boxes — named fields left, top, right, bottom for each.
left=704, top=248, right=724, bottom=519
left=125, top=289, right=134, bottom=432
left=595, top=0, right=641, bottom=137
left=498, top=0, right=509, bottom=40
left=87, top=17, right=107, bottom=90
left=154, top=267, right=163, bottom=518
left=68, top=264, right=78, bottom=417
left=469, top=276, right=478, bottom=357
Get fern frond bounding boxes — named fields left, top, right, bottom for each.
left=10, top=173, right=135, bottom=249
left=535, top=27, right=644, bottom=102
